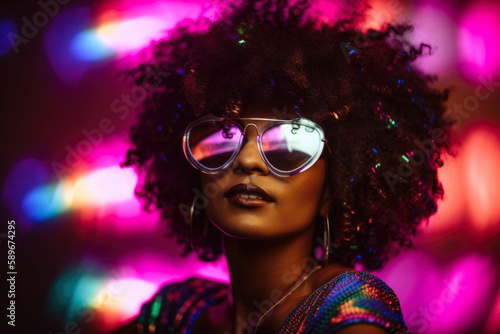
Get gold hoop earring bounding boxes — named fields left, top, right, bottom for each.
left=323, top=214, right=331, bottom=267
left=189, top=195, right=208, bottom=251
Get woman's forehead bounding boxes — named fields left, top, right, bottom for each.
left=238, top=107, right=278, bottom=119
left=237, top=103, right=298, bottom=120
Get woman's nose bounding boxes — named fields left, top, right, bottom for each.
left=231, top=127, right=270, bottom=176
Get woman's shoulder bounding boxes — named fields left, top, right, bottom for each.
left=325, top=270, right=399, bottom=296
left=280, top=270, right=410, bottom=334
left=320, top=270, right=409, bottom=333
left=137, top=277, right=228, bottom=334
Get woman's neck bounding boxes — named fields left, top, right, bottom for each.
left=221, top=224, right=319, bottom=333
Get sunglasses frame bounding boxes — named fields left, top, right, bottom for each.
left=182, top=114, right=328, bottom=177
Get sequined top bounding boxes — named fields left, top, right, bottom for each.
left=137, top=271, right=409, bottom=333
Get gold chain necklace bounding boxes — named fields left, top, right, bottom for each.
left=252, top=264, right=322, bottom=334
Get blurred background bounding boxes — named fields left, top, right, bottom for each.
left=1, top=0, right=499, bottom=333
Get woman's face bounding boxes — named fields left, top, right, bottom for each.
left=200, top=107, right=328, bottom=240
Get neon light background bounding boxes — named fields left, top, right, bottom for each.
left=1, top=0, right=500, bottom=333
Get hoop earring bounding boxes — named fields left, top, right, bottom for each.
left=323, top=214, right=331, bottom=267
left=189, top=195, right=208, bottom=251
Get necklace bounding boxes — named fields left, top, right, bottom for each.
left=252, top=264, right=322, bottom=334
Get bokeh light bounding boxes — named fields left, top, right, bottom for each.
left=44, top=6, right=97, bottom=84
left=379, top=252, right=496, bottom=334
left=72, top=166, right=137, bottom=206
left=3, top=139, right=159, bottom=235
left=463, top=124, right=500, bottom=233
left=45, top=0, right=218, bottom=76
left=21, top=180, right=72, bottom=222
left=485, top=287, right=500, bottom=334
left=47, top=252, right=229, bottom=332
left=458, top=1, right=500, bottom=81
left=412, top=1, right=457, bottom=78
left=3, top=1, right=500, bottom=333
left=425, top=152, right=465, bottom=237
left=70, top=30, right=115, bottom=61
left=2, top=158, right=50, bottom=230
left=361, top=0, right=412, bottom=30
left=424, top=123, right=500, bottom=238
left=96, top=17, right=168, bottom=52
left=0, top=19, right=17, bottom=56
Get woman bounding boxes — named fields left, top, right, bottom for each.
left=118, top=0, right=454, bottom=333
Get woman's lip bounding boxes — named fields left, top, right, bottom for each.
left=224, top=184, right=275, bottom=203
left=227, top=196, right=272, bottom=208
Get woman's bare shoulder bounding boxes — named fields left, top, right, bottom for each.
left=310, top=262, right=353, bottom=290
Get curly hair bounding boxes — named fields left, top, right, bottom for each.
left=122, top=0, right=455, bottom=270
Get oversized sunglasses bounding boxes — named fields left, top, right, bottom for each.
left=182, top=114, right=328, bottom=177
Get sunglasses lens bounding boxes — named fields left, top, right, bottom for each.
left=188, top=121, right=241, bottom=169
left=261, top=123, right=322, bottom=172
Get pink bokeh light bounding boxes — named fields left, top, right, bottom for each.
left=378, top=251, right=496, bottom=334
left=424, top=123, right=500, bottom=238
left=485, top=287, right=500, bottom=334
left=72, top=166, right=137, bottom=206
left=3, top=138, right=160, bottom=235
left=462, top=124, right=500, bottom=234
left=412, top=1, right=457, bottom=78
left=458, top=1, right=500, bottom=81
left=81, top=0, right=217, bottom=60
left=424, top=150, right=465, bottom=237
left=93, top=250, right=229, bottom=331
left=67, top=139, right=161, bottom=235
left=96, top=17, right=169, bottom=52
left=44, top=1, right=217, bottom=82
left=116, top=250, right=229, bottom=287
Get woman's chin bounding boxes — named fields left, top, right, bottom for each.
left=208, top=219, right=282, bottom=240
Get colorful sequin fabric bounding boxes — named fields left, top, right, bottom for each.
left=137, top=271, right=409, bottom=333
left=277, top=271, right=409, bottom=333
left=137, top=278, right=228, bottom=334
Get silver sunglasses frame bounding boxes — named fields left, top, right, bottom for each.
left=182, top=114, right=327, bottom=177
